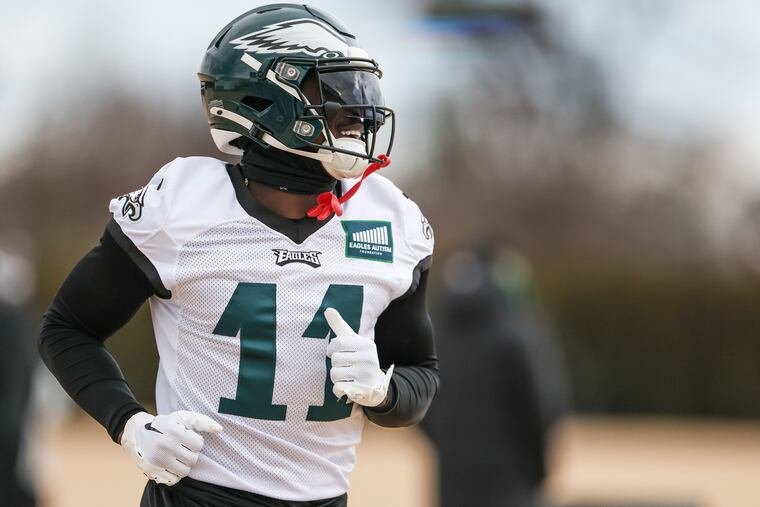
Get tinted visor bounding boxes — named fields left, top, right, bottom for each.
left=320, top=70, right=384, bottom=106
left=319, top=70, right=386, bottom=130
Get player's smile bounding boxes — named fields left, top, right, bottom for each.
left=335, top=120, right=364, bottom=140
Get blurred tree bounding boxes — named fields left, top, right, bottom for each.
left=1, top=18, right=759, bottom=417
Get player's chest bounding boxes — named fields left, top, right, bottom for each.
left=173, top=220, right=403, bottom=334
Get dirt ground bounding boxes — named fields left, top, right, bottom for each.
left=34, top=416, right=438, bottom=507
left=544, top=416, right=760, bottom=507
left=34, top=415, right=760, bottom=507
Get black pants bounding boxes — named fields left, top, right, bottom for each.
left=141, top=478, right=347, bottom=507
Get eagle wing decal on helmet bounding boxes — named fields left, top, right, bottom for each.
left=229, top=18, right=349, bottom=58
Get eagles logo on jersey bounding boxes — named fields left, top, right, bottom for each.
left=118, top=185, right=149, bottom=222
left=107, top=156, right=433, bottom=500
left=272, top=249, right=322, bottom=268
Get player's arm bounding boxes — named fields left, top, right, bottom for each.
left=325, top=196, right=438, bottom=427
left=364, top=264, right=438, bottom=427
left=41, top=159, right=182, bottom=439
left=39, top=227, right=154, bottom=440
left=39, top=224, right=221, bottom=485
left=325, top=260, right=438, bottom=427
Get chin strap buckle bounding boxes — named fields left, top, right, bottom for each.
left=307, top=155, right=391, bottom=221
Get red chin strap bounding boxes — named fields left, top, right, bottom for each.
left=307, top=154, right=391, bottom=221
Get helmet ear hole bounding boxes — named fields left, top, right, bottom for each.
left=241, top=96, right=274, bottom=112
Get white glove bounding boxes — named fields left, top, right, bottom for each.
left=120, top=411, right=223, bottom=486
left=325, top=308, right=394, bottom=407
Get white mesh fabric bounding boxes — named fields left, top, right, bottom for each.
left=167, top=219, right=399, bottom=499
left=113, top=157, right=434, bottom=501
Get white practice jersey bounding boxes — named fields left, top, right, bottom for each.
left=108, top=156, right=433, bottom=501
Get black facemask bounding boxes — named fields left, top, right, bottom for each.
left=238, top=139, right=336, bottom=195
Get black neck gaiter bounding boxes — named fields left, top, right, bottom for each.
left=239, top=141, right=336, bottom=195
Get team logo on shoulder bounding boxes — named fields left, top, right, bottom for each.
left=118, top=185, right=149, bottom=222
left=341, top=221, right=394, bottom=263
left=421, top=214, right=433, bottom=241
left=272, top=249, right=322, bottom=268
left=230, top=19, right=348, bottom=58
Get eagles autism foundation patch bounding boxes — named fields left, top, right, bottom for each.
left=341, top=221, right=394, bottom=263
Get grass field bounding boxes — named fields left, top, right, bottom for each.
left=33, top=415, right=760, bottom=507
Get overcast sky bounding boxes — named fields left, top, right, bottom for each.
left=538, top=0, right=760, bottom=241
left=0, top=0, right=445, bottom=174
left=3, top=0, right=760, bottom=186
left=540, top=0, right=760, bottom=144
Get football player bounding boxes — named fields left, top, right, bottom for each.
left=39, top=4, right=437, bottom=507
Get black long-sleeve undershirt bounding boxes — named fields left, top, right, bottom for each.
left=38, top=229, right=150, bottom=441
left=39, top=226, right=438, bottom=441
left=364, top=267, right=439, bottom=427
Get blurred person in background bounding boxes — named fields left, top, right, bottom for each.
left=0, top=249, right=37, bottom=506
left=422, top=245, right=569, bottom=507
left=38, top=4, right=437, bottom=507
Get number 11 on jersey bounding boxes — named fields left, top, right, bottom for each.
left=213, top=283, right=363, bottom=422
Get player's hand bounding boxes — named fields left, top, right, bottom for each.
left=325, top=308, right=394, bottom=407
left=120, top=411, right=223, bottom=486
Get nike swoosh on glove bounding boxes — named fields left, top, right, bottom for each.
left=325, top=307, right=394, bottom=407
left=120, top=411, right=223, bottom=486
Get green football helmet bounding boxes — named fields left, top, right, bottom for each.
left=198, top=4, right=395, bottom=180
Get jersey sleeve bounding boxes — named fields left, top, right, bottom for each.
left=107, top=160, right=178, bottom=298
left=397, top=196, right=434, bottom=295
left=368, top=191, right=438, bottom=427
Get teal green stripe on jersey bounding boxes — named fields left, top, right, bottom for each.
left=341, top=220, right=394, bottom=263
